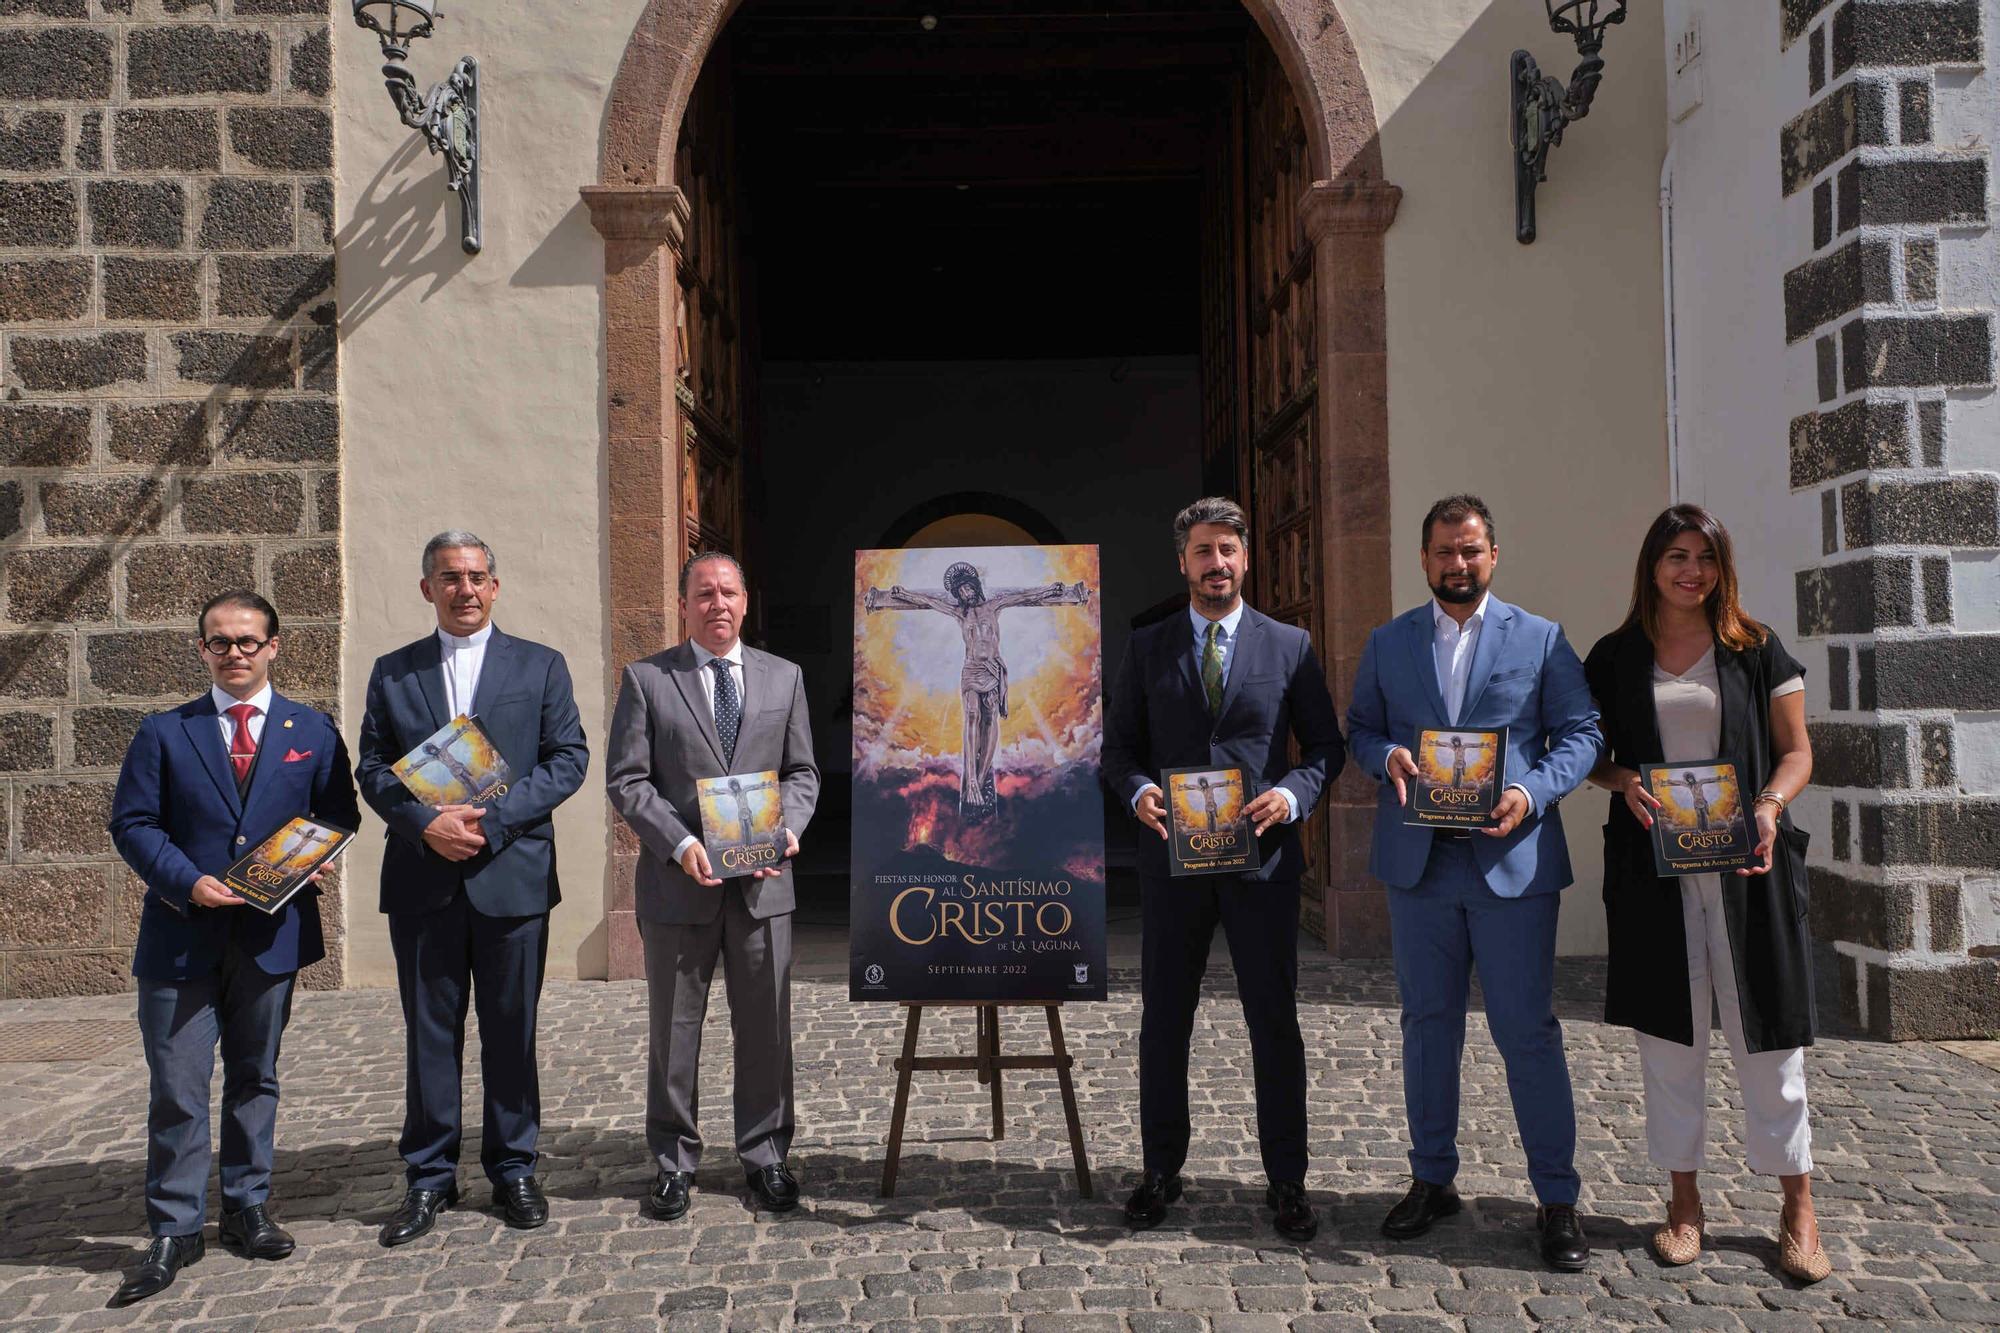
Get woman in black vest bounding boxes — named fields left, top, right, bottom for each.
left=1582, top=506, right=1826, bottom=1282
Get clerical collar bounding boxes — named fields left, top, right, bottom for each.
left=437, top=623, right=495, bottom=651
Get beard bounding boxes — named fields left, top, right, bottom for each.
left=1430, top=572, right=1487, bottom=606
left=1191, top=570, right=1239, bottom=609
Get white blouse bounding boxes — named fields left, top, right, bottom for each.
left=1652, top=646, right=1804, bottom=761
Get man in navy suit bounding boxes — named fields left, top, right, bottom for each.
left=1104, top=496, right=1345, bottom=1242
left=358, top=531, right=589, bottom=1245
left=107, top=590, right=360, bottom=1307
left=1346, top=495, right=1604, bottom=1270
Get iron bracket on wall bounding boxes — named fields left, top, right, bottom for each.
left=1511, top=1, right=1627, bottom=244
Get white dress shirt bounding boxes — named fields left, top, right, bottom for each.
left=676, top=638, right=748, bottom=861
left=211, top=682, right=273, bottom=749
left=690, top=637, right=747, bottom=713
left=1432, top=594, right=1489, bottom=722
left=438, top=623, right=494, bottom=717
left=1392, top=593, right=1536, bottom=816
left=1130, top=602, right=1298, bottom=825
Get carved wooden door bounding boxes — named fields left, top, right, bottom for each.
left=674, top=53, right=749, bottom=576
left=1201, top=41, right=1328, bottom=939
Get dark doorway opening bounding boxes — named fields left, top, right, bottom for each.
left=682, top=0, right=1303, bottom=925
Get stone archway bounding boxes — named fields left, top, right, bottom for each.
left=583, top=0, right=1401, bottom=974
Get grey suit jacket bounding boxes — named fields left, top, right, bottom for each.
left=606, top=641, right=820, bottom=925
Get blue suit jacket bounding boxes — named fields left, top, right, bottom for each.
left=357, top=627, right=590, bottom=918
left=1346, top=597, right=1603, bottom=897
left=110, top=692, right=360, bottom=982
left=1104, top=604, right=1345, bottom=883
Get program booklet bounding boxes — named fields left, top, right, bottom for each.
left=1403, top=728, right=1508, bottom=829
left=697, top=770, right=787, bottom=877
left=391, top=713, right=512, bottom=807
left=1163, top=765, right=1262, bottom=877
left=220, top=816, right=354, bottom=915
left=1643, top=760, right=1755, bottom=875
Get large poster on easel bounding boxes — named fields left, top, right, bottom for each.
left=849, top=544, right=1108, bottom=1002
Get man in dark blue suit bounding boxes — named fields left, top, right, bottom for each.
left=107, top=590, right=360, bottom=1307
left=1346, top=495, right=1604, bottom=1271
left=358, top=531, right=589, bottom=1245
left=1104, top=497, right=1345, bottom=1242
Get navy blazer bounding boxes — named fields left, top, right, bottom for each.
left=357, top=626, right=590, bottom=918
left=1346, top=597, right=1604, bottom=897
left=1104, top=604, right=1346, bottom=883
left=110, top=691, right=360, bottom=982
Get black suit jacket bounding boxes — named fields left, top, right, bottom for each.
left=1104, top=605, right=1345, bottom=882
left=357, top=627, right=590, bottom=918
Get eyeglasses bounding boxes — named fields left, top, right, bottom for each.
left=200, top=635, right=274, bottom=657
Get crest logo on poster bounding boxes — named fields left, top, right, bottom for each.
left=865, top=964, right=885, bottom=986
left=1073, top=964, right=1090, bottom=985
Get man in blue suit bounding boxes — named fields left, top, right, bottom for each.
left=107, top=590, right=360, bottom=1307
left=1346, top=495, right=1603, bottom=1270
left=1104, top=496, right=1345, bottom=1242
left=358, top=531, right=589, bottom=1245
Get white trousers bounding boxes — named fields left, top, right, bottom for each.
left=1633, top=873, right=1812, bottom=1176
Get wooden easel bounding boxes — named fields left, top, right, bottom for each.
left=879, top=1001, right=1093, bottom=1198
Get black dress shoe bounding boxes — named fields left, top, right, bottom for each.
left=218, top=1203, right=294, bottom=1260
left=1538, top=1202, right=1590, bottom=1272
left=648, top=1169, right=692, bottom=1221
left=1382, top=1178, right=1461, bottom=1240
left=378, top=1182, right=459, bottom=1248
left=109, top=1232, right=203, bottom=1308
left=1265, top=1181, right=1319, bottom=1243
left=497, top=1175, right=548, bottom=1230
left=1123, top=1169, right=1184, bottom=1230
left=745, top=1162, right=800, bottom=1213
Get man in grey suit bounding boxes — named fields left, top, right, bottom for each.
left=606, top=551, right=820, bottom=1219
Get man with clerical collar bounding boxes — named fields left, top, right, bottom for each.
left=357, top=530, right=590, bottom=1246
left=107, top=590, right=360, bottom=1307
left=1346, top=493, right=1604, bottom=1271
left=1103, top=496, right=1346, bottom=1242
left=607, top=550, right=821, bottom=1221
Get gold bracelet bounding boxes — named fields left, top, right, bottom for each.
left=1755, top=790, right=1787, bottom=811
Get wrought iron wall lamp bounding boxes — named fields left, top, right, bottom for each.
left=351, top=0, right=482, bottom=254
left=1511, top=0, right=1627, bottom=244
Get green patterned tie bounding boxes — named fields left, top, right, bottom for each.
left=1201, top=620, right=1225, bottom=716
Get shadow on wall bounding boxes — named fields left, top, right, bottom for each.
left=510, top=199, right=602, bottom=290
left=334, top=135, right=475, bottom=334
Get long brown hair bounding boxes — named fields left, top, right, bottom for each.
left=1623, top=504, right=1767, bottom=651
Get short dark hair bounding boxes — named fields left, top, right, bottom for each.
left=197, top=589, right=279, bottom=639
left=679, top=550, right=746, bottom=598
left=1421, top=494, right=1497, bottom=549
left=1173, top=496, right=1249, bottom=555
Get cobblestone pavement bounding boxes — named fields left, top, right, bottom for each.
left=2, top=945, right=1997, bottom=1331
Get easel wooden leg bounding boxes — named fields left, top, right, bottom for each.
left=983, top=1003, right=1005, bottom=1140
left=881, top=1005, right=924, bottom=1198
left=1045, top=1005, right=1093, bottom=1198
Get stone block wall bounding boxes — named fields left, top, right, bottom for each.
left=1780, top=0, right=1999, bottom=1037
left=1, top=0, right=342, bottom=997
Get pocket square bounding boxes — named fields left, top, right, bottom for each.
left=283, top=748, right=313, bottom=762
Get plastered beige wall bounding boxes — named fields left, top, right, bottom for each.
left=1349, top=0, right=1669, bottom=953
left=332, top=0, right=1668, bottom=976
left=334, top=2, right=634, bottom=985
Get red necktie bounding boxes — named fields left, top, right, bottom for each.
left=226, top=702, right=259, bottom=786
